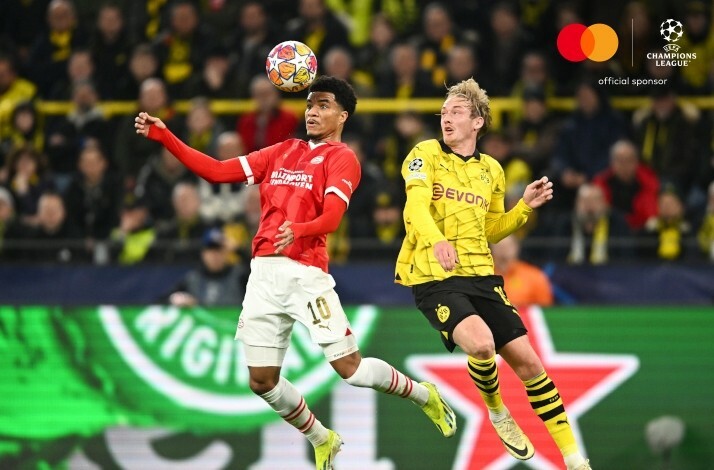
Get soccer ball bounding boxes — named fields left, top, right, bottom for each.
left=265, top=40, right=318, bottom=92
left=660, top=19, right=683, bottom=42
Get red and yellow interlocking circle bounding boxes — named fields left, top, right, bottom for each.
left=557, top=23, right=619, bottom=62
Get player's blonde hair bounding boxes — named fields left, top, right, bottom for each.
left=445, top=78, right=492, bottom=136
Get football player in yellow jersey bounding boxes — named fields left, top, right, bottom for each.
left=395, top=78, right=591, bottom=470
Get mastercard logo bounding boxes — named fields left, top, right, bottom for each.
left=557, top=23, right=619, bottom=62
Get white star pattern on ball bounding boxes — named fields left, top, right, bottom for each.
left=265, top=40, right=318, bottom=92
left=660, top=19, right=683, bottom=42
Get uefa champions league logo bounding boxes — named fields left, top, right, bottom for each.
left=647, top=18, right=695, bottom=67
left=660, top=19, right=683, bottom=52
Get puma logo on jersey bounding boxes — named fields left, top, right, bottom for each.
left=341, top=179, right=353, bottom=192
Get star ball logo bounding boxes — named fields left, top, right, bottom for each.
left=660, top=18, right=683, bottom=52
left=557, top=23, right=618, bottom=62
left=648, top=18, right=695, bottom=66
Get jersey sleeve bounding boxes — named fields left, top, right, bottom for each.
left=401, top=142, right=446, bottom=247
left=324, top=148, right=361, bottom=207
left=240, top=141, right=285, bottom=185
left=401, top=143, right=434, bottom=189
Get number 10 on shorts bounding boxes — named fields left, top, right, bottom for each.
left=308, top=296, right=332, bottom=325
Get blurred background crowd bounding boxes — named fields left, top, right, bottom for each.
left=0, top=0, right=713, bottom=271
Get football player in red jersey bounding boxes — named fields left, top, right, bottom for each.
left=135, top=76, right=456, bottom=469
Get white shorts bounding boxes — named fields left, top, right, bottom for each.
left=235, top=256, right=354, bottom=349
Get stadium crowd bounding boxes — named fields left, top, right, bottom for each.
left=0, top=0, right=713, bottom=266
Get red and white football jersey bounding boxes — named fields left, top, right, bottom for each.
left=238, top=139, right=360, bottom=272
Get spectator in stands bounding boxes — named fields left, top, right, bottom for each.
left=27, top=0, right=87, bottom=97
left=491, top=234, right=553, bottom=306
left=115, top=43, right=160, bottom=100
left=63, top=144, right=122, bottom=247
left=377, top=42, right=438, bottom=100
left=0, top=0, right=51, bottom=63
left=114, top=78, right=177, bottom=187
left=480, top=131, right=532, bottom=200
left=236, top=75, right=298, bottom=153
left=632, top=86, right=709, bottom=214
left=322, top=46, right=374, bottom=137
left=642, top=188, right=692, bottom=261
left=184, top=46, right=240, bottom=102
left=3, top=146, right=54, bottom=224
left=48, top=48, right=95, bottom=100
left=355, top=13, right=397, bottom=84
left=510, top=51, right=556, bottom=102
left=124, top=0, right=172, bottom=43
left=198, top=131, right=246, bottom=225
left=285, top=0, right=351, bottom=63
left=593, top=139, right=659, bottom=232
left=229, top=1, right=277, bottom=98
left=414, top=3, right=475, bottom=90
left=224, top=183, right=260, bottom=265
left=615, top=2, right=657, bottom=89
left=676, top=0, right=714, bottom=94
left=45, top=81, right=110, bottom=189
left=89, top=2, right=134, bottom=100
left=517, top=0, right=556, bottom=48
left=481, top=131, right=541, bottom=239
left=0, top=101, right=45, bottom=165
left=0, top=185, right=24, bottom=260
left=182, top=97, right=225, bottom=155
left=374, top=43, right=437, bottom=146
left=552, top=80, right=627, bottom=212
left=0, top=54, right=37, bottom=151
left=341, top=135, right=380, bottom=242
left=564, top=184, right=633, bottom=265
left=378, top=110, right=433, bottom=184
left=508, top=87, right=561, bottom=177
left=167, top=227, right=247, bottom=306
left=323, top=46, right=375, bottom=99
left=348, top=134, right=403, bottom=257
left=22, top=191, right=82, bottom=263
left=548, top=2, right=586, bottom=94
left=477, top=1, right=532, bottom=96
left=444, top=43, right=480, bottom=88
left=135, top=146, right=195, bottom=224
left=697, top=181, right=714, bottom=260
left=110, top=194, right=155, bottom=265
left=153, top=181, right=209, bottom=263
left=151, top=0, right=215, bottom=99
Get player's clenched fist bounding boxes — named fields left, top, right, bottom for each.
left=134, top=111, right=166, bottom=138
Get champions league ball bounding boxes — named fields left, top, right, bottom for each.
left=265, top=40, right=318, bottom=92
left=660, top=19, right=683, bottom=42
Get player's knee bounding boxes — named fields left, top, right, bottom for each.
left=249, top=376, right=278, bottom=396
left=461, top=339, right=495, bottom=359
left=333, top=352, right=362, bottom=381
left=514, top=360, right=544, bottom=381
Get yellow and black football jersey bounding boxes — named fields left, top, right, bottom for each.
left=395, top=139, right=532, bottom=286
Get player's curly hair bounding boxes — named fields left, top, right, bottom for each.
left=445, top=78, right=492, bottom=136
left=308, top=76, right=357, bottom=119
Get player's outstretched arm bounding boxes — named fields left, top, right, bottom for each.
left=134, top=111, right=248, bottom=184
left=523, top=176, right=554, bottom=208
left=273, top=195, right=346, bottom=254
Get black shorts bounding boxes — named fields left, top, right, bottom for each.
left=412, top=275, right=527, bottom=352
